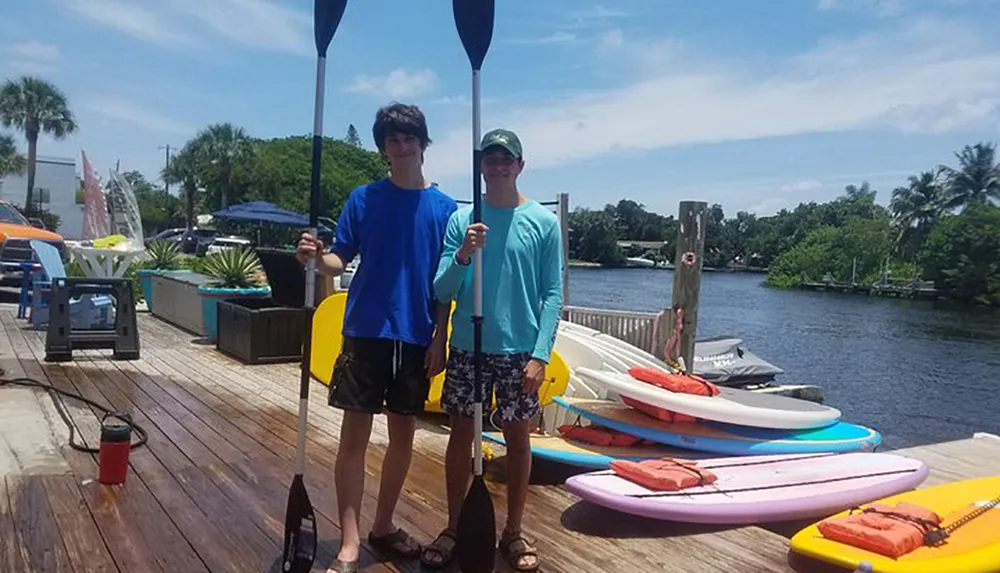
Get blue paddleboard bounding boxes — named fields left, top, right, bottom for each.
left=555, top=396, right=882, bottom=456
left=482, top=431, right=711, bottom=470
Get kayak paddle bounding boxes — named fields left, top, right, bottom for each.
left=452, top=1, right=497, bottom=572
left=282, top=1, right=349, bottom=572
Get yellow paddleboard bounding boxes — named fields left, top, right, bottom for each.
left=789, top=475, right=1000, bottom=573
left=309, top=292, right=570, bottom=412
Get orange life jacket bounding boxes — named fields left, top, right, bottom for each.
left=622, top=366, right=721, bottom=423
left=610, top=457, right=718, bottom=491
left=558, top=424, right=646, bottom=447
left=817, top=502, right=943, bottom=558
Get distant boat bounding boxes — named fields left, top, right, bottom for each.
left=626, top=256, right=656, bottom=268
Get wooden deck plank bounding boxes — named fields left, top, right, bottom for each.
left=39, top=475, right=120, bottom=573
left=6, top=474, right=74, bottom=572
left=1, top=477, right=28, bottom=573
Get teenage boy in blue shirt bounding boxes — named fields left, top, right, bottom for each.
left=422, top=128, right=564, bottom=572
left=295, top=103, right=456, bottom=572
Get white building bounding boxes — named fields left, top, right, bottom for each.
left=0, top=155, right=83, bottom=239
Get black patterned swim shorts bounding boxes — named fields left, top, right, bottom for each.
left=441, top=347, right=541, bottom=423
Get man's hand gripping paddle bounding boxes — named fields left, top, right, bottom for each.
left=452, top=1, right=497, bottom=572
left=282, top=1, right=348, bottom=572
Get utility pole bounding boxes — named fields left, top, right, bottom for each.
left=158, top=144, right=173, bottom=194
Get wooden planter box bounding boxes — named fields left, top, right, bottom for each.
left=216, top=298, right=305, bottom=364
left=150, top=271, right=212, bottom=336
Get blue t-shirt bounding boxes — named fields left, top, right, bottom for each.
left=330, top=178, right=457, bottom=346
left=433, top=199, right=564, bottom=362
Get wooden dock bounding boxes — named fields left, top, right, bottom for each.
left=2, top=304, right=998, bottom=573
left=799, top=280, right=941, bottom=300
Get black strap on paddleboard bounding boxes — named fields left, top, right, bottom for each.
left=626, top=467, right=921, bottom=498
left=923, top=493, right=1000, bottom=546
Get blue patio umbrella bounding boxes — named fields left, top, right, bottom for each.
left=211, top=201, right=310, bottom=226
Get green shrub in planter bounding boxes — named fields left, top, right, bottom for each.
left=136, top=240, right=186, bottom=310
left=197, top=246, right=270, bottom=341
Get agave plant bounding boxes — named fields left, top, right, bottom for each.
left=201, top=246, right=265, bottom=289
left=144, top=239, right=184, bottom=270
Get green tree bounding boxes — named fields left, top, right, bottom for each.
left=345, top=124, right=362, bottom=147
left=161, top=141, right=204, bottom=229
left=187, top=122, right=255, bottom=209
left=890, top=169, right=946, bottom=262
left=0, top=76, right=77, bottom=208
left=568, top=208, right=626, bottom=267
left=0, top=133, right=26, bottom=177
left=241, top=134, right=388, bottom=218
left=940, top=142, right=1000, bottom=210
left=921, top=204, right=1000, bottom=306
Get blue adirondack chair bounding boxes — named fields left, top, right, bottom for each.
left=29, top=240, right=114, bottom=329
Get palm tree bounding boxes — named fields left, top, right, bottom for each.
left=0, top=134, right=26, bottom=178
left=188, top=123, right=255, bottom=209
left=890, top=168, right=946, bottom=260
left=939, top=142, right=1000, bottom=210
left=0, top=76, right=77, bottom=209
left=161, top=142, right=203, bottom=230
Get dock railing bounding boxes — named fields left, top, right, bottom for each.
left=563, top=305, right=666, bottom=359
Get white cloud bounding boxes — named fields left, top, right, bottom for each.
left=600, top=29, right=625, bottom=50
left=817, top=0, right=905, bottom=17
left=170, top=0, right=312, bottom=56
left=65, top=0, right=195, bottom=49
left=83, top=96, right=193, bottom=135
left=347, top=69, right=438, bottom=100
left=10, top=41, right=59, bottom=62
left=507, top=32, right=577, bottom=45
left=5, top=41, right=60, bottom=74
left=424, top=17, right=1000, bottom=182
left=65, top=0, right=311, bottom=55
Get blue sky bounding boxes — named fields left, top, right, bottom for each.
left=2, top=0, right=1000, bottom=218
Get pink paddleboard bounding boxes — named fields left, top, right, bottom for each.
left=564, top=452, right=928, bottom=524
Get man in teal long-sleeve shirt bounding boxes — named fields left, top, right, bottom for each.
left=421, top=128, right=563, bottom=572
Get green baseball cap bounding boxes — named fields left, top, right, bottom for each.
left=481, top=128, right=522, bottom=158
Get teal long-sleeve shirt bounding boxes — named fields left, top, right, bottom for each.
left=434, top=199, right=564, bottom=363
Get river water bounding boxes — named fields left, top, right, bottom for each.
left=568, top=267, right=1000, bottom=450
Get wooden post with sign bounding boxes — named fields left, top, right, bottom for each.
left=658, top=201, right=708, bottom=373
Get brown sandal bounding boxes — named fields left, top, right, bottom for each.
left=499, top=529, right=539, bottom=572
left=420, top=528, right=457, bottom=569
left=368, top=527, right=421, bottom=559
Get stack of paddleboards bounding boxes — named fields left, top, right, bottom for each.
left=547, top=364, right=933, bottom=525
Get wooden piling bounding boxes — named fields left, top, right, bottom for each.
left=661, top=201, right=708, bottom=373
left=558, top=192, right=570, bottom=310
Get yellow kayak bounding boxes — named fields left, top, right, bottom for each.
left=310, top=292, right=570, bottom=412
left=789, top=475, right=1000, bottom=573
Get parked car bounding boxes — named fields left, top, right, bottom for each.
left=205, top=235, right=252, bottom=256
left=0, top=200, right=65, bottom=286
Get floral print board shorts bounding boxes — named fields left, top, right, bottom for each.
left=441, top=347, right=541, bottom=423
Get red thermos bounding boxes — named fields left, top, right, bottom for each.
left=99, top=413, right=133, bottom=485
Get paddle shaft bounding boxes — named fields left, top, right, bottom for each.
left=471, top=64, right=485, bottom=475
left=295, top=52, right=327, bottom=476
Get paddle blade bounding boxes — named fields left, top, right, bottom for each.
left=282, top=474, right=317, bottom=573
left=456, top=475, right=496, bottom=573
left=314, top=0, right=349, bottom=56
left=453, top=0, right=495, bottom=70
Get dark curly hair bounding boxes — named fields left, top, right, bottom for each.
left=372, top=102, right=432, bottom=153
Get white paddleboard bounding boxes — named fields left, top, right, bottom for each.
left=576, top=366, right=841, bottom=430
